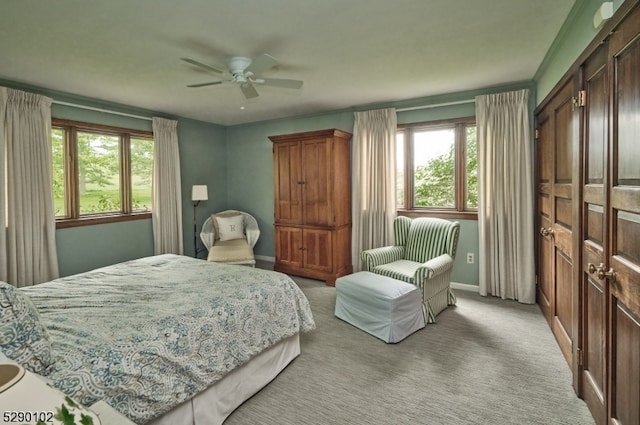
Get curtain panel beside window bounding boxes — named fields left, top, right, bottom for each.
left=0, top=87, right=59, bottom=287
left=151, top=117, right=183, bottom=255
left=476, top=89, right=535, bottom=303
left=351, top=108, right=397, bottom=272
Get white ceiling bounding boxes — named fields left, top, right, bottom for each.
left=0, top=0, right=575, bottom=126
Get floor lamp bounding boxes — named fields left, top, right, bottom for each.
left=192, top=185, right=208, bottom=258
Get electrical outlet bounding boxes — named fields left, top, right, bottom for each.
left=466, top=253, right=474, bottom=264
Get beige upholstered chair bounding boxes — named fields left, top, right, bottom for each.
left=361, top=217, right=460, bottom=323
left=200, top=210, right=260, bottom=266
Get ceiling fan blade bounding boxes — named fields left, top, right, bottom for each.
left=187, top=81, right=223, bottom=88
left=181, top=58, right=225, bottom=74
left=245, top=53, right=278, bottom=76
left=258, top=78, right=303, bottom=89
left=240, top=82, right=259, bottom=99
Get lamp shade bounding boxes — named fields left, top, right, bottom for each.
left=192, top=185, right=208, bottom=201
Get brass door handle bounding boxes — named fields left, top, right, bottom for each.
left=597, top=266, right=615, bottom=281
left=589, top=263, right=615, bottom=281
left=540, top=227, right=554, bottom=237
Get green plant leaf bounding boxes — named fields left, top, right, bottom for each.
left=54, top=404, right=76, bottom=425
left=79, top=413, right=95, bottom=425
left=64, top=396, right=80, bottom=409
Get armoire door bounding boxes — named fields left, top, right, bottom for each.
left=302, top=228, right=333, bottom=274
left=536, top=77, right=579, bottom=370
left=580, top=43, right=608, bottom=425
left=273, top=142, right=303, bottom=225
left=607, top=8, right=640, bottom=423
left=301, top=138, right=331, bottom=227
left=274, top=226, right=303, bottom=269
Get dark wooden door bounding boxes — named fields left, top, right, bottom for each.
left=580, top=43, right=609, bottom=425
left=537, top=107, right=554, bottom=326
left=607, top=8, right=640, bottom=423
left=536, top=77, right=579, bottom=370
left=273, top=142, right=303, bottom=225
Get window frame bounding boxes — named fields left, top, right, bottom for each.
left=52, top=118, right=153, bottom=229
left=397, top=116, right=477, bottom=220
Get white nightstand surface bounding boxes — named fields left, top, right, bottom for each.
left=0, top=365, right=101, bottom=425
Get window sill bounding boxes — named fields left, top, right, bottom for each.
left=397, top=209, right=477, bottom=221
left=56, top=212, right=152, bottom=229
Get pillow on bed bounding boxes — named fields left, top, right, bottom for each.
left=0, top=282, right=53, bottom=375
left=215, top=214, right=245, bottom=241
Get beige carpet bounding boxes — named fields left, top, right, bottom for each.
left=225, top=276, right=595, bottom=425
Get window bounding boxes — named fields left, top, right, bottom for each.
left=397, top=117, right=477, bottom=219
left=52, top=119, right=154, bottom=227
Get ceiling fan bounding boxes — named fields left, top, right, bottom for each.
left=182, top=53, right=303, bottom=99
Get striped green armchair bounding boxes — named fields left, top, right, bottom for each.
left=361, top=217, right=460, bottom=323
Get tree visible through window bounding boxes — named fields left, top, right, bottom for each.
left=52, top=119, right=153, bottom=226
left=397, top=117, right=477, bottom=217
left=77, top=132, right=121, bottom=214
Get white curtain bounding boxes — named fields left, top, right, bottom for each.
left=476, top=89, right=535, bottom=303
left=0, top=87, right=59, bottom=287
left=152, top=117, right=183, bottom=255
left=351, top=108, right=397, bottom=272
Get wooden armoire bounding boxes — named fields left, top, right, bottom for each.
left=535, top=2, right=640, bottom=424
left=269, top=129, right=352, bottom=286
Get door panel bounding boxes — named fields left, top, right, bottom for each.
left=609, top=10, right=640, bottom=423
left=551, top=79, right=577, bottom=368
left=275, top=226, right=303, bottom=269
left=303, top=228, right=332, bottom=273
left=581, top=43, right=608, bottom=425
left=537, top=114, right=553, bottom=316
left=302, top=139, right=331, bottom=227
left=554, top=250, right=573, bottom=363
left=611, top=302, right=640, bottom=425
left=273, top=143, right=303, bottom=225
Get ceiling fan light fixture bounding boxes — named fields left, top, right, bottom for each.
left=183, top=53, right=303, bottom=99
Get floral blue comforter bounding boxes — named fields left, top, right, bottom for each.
left=22, top=254, right=315, bottom=424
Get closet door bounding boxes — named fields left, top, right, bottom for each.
left=536, top=109, right=554, bottom=327
left=608, top=9, right=640, bottom=423
left=580, top=44, right=608, bottom=425
left=536, top=78, right=579, bottom=370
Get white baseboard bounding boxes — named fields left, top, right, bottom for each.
left=451, top=282, right=479, bottom=292
left=255, top=255, right=275, bottom=263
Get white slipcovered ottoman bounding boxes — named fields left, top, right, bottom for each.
left=334, top=271, right=425, bottom=343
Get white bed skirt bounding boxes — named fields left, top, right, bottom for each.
left=149, top=334, right=300, bottom=425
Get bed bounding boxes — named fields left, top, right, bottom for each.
left=1, top=254, right=315, bottom=424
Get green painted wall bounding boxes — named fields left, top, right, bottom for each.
left=224, top=82, right=533, bottom=287
left=0, top=81, right=228, bottom=276
left=4, top=54, right=548, bottom=286
left=51, top=102, right=226, bottom=275
left=535, top=0, right=625, bottom=105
